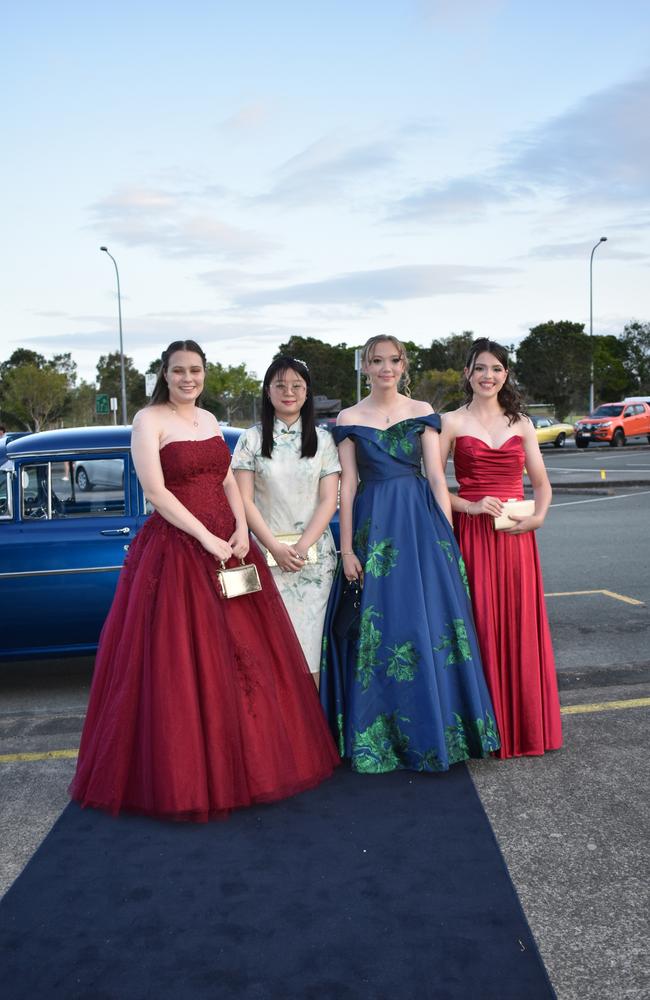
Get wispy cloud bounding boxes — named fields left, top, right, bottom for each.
left=258, top=136, right=397, bottom=207
left=236, top=263, right=517, bottom=308
left=388, top=69, right=650, bottom=223
left=524, top=240, right=648, bottom=262
left=387, top=177, right=523, bottom=222
left=89, top=185, right=276, bottom=260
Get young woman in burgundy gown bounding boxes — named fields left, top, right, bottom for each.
left=69, top=341, right=339, bottom=821
left=440, top=339, right=562, bottom=758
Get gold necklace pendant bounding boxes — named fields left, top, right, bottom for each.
left=168, top=402, right=199, bottom=428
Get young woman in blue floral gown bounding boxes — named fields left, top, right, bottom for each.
left=320, top=335, right=499, bottom=773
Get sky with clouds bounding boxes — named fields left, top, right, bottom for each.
left=3, top=0, right=650, bottom=384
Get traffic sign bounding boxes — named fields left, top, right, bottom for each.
left=95, top=394, right=109, bottom=415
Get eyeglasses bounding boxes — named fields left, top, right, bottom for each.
left=270, top=382, right=307, bottom=393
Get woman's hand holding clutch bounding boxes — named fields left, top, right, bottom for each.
left=229, top=526, right=250, bottom=559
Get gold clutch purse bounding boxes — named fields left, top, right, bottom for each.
left=265, top=533, right=318, bottom=567
left=216, top=559, right=262, bottom=599
left=494, top=499, right=535, bottom=531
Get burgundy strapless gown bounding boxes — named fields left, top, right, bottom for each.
left=70, top=436, right=339, bottom=821
left=452, top=436, right=562, bottom=758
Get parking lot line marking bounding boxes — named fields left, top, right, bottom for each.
left=2, top=699, right=649, bottom=761
left=561, top=697, right=650, bottom=715
left=0, top=749, right=78, bottom=763
left=545, top=466, right=650, bottom=473
left=544, top=589, right=644, bottom=606
left=550, top=490, right=650, bottom=507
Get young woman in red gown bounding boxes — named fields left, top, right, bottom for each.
left=440, top=339, right=562, bottom=758
left=69, top=341, right=339, bottom=821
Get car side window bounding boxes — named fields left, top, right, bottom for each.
left=21, top=460, right=127, bottom=519
left=624, top=407, right=634, bottom=417
left=0, top=471, right=11, bottom=519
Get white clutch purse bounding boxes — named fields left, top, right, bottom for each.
left=493, top=499, right=535, bottom=531
left=265, top=533, right=318, bottom=567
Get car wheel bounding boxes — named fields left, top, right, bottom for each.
left=554, top=433, right=566, bottom=448
left=610, top=430, right=625, bottom=447
left=576, top=439, right=589, bottom=449
left=75, top=466, right=93, bottom=491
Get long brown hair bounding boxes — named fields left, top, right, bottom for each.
left=149, top=340, right=207, bottom=406
left=463, top=338, right=524, bottom=425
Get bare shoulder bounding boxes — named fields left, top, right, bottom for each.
left=336, top=404, right=362, bottom=426
left=518, top=413, right=536, bottom=439
left=132, top=406, right=163, bottom=433
left=440, top=406, right=466, bottom=429
left=407, top=398, right=434, bottom=416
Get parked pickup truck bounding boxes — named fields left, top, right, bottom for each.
left=574, top=399, right=650, bottom=448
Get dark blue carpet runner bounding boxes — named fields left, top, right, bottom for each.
left=0, top=766, right=555, bottom=999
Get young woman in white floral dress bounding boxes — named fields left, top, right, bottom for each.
left=232, top=357, right=340, bottom=688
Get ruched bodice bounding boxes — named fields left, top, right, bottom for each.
left=453, top=435, right=525, bottom=501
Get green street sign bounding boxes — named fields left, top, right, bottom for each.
left=96, top=394, right=110, bottom=415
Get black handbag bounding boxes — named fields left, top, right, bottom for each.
left=333, top=580, right=362, bottom=641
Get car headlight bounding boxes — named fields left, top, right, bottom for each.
left=598, top=421, right=612, bottom=428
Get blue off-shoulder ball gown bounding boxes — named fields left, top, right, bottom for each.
left=320, top=415, right=500, bottom=773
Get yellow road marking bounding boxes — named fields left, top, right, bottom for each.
left=545, top=588, right=644, bottom=606
left=2, top=700, right=649, bottom=761
left=0, top=749, right=78, bottom=763
left=561, top=697, right=650, bottom=715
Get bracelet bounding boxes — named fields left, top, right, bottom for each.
left=341, top=551, right=355, bottom=556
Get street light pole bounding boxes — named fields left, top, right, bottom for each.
left=589, top=236, right=607, bottom=414
left=100, top=246, right=128, bottom=425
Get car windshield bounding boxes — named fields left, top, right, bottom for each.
left=592, top=405, right=623, bottom=418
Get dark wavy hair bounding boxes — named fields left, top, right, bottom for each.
left=462, top=338, right=524, bottom=425
left=149, top=340, right=207, bottom=406
left=261, top=356, right=317, bottom=458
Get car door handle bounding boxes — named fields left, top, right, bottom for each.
left=100, top=527, right=132, bottom=536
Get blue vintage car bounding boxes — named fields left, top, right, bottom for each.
left=0, top=425, right=242, bottom=661
left=0, top=424, right=340, bottom=661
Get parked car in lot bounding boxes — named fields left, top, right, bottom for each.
left=574, top=400, right=650, bottom=448
left=530, top=415, right=575, bottom=448
left=73, top=457, right=124, bottom=491
left=0, top=425, right=242, bottom=661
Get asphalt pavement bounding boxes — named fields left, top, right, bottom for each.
left=1, top=460, right=649, bottom=1000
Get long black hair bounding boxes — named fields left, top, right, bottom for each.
left=149, top=340, right=207, bottom=406
left=462, top=338, right=525, bottom=425
left=261, top=356, right=317, bottom=458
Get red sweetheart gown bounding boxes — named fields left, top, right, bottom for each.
left=69, top=436, right=339, bottom=821
left=452, top=435, right=562, bottom=758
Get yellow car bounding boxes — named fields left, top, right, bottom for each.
left=530, top=415, right=575, bottom=448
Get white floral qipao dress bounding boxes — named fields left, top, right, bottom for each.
left=232, top=419, right=341, bottom=674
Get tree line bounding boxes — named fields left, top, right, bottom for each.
left=1, top=321, right=648, bottom=432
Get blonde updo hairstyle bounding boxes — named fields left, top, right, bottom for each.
left=361, top=335, right=411, bottom=397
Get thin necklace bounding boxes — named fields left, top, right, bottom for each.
left=167, top=402, right=199, bottom=428
left=370, top=397, right=400, bottom=424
